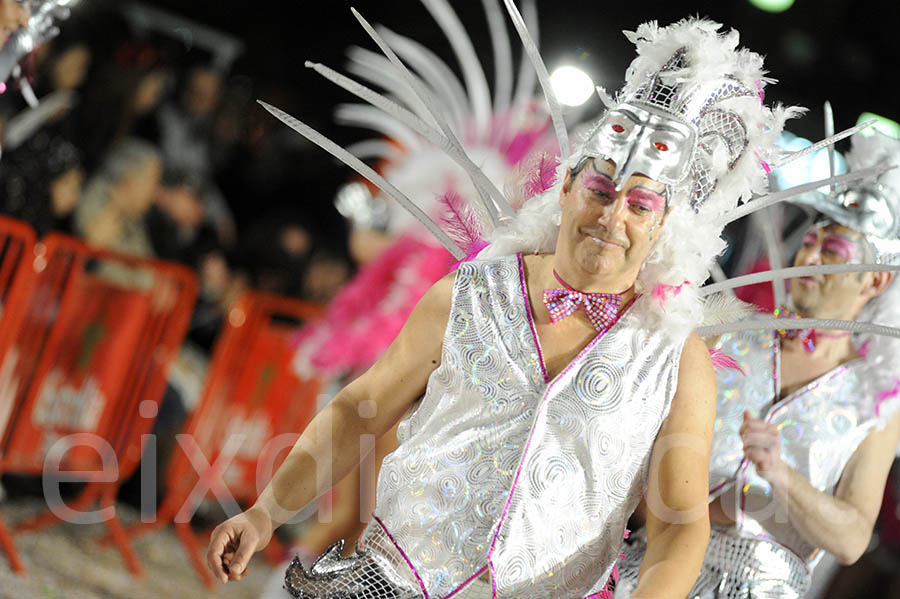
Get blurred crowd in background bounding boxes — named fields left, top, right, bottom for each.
left=0, top=1, right=355, bottom=354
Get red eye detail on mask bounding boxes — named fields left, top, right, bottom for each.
left=654, top=142, right=669, bottom=151
left=611, top=124, right=625, bottom=133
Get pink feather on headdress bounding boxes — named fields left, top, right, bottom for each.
left=525, top=152, right=560, bottom=202
left=438, top=190, right=485, bottom=253
left=506, top=151, right=561, bottom=211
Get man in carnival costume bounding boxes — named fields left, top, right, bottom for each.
left=207, top=8, right=822, bottom=598
left=616, top=129, right=900, bottom=598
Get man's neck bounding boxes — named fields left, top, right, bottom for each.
left=549, top=255, right=637, bottom=303
left=784, top=305, right=859, bottom=365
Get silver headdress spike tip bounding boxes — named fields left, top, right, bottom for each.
left=501, top=0, right=570, bottom=160
left=595, top=86, right=614, bottom=109
left=824, top=101, right=836, bottom=194
left=257, top=100, right=466, bottom=260
left=771, top=119, right=877, bottom=170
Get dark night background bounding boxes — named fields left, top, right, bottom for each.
left=138, top=0, right=898, bottom=137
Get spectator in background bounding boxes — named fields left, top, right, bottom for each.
left=300, top=250, right=350, bottom=304
left=0, top=131, right=83, bottom=235
left=73, top=43, right=169, bottom=173
left=147, top=167, right=208, bottom=265
left=75, top=137, right=160, bottom=257
left=157, top=63, right=235, bottom=246
left=237, top=212, right=321, bottom=300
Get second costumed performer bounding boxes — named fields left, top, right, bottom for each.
left=616, top=129, right=900, bottom=598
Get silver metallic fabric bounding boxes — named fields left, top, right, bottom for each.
left=284, top=541, right=421, bottom=599
left=361, top=254, right=685, bottom=599
left=710, top=329, right=879, bottom=560
left=616, top=526, right=810, bottom=599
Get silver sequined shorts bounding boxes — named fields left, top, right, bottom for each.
left=283, top=538, right=494, bottom=599
left=616, top=525, right=811, bottom=599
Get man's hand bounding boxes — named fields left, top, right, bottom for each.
left=740, top=411, right=788, bottom=487
left=206, top=505, right=274, bottom=584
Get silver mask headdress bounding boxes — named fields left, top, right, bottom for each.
left=574, top=19, right=792, bottom=215
left=788, top=130, right=900, bottom=265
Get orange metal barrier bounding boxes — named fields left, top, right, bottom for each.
left=124, top=291, right=323, bottom=588
left=0, top=216, right=37, bottom=573
left=0, top=232, right=197, bottom=575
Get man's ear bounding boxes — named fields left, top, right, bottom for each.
left=868, top=270, right=895, bottom=299
left=559, top=168, right=573, bottom=207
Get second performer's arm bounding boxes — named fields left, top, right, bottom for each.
left=630, top=333, right=717, bottom=599
left=741, top=409, right=900, bottom=565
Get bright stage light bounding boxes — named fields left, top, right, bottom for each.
left=550, top=66, right=594, bottom=107
left=749, top=0, right=794, bottom=13
left=857, top=112, right=900, bottom=139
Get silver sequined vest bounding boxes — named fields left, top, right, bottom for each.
left=360, top=254, right=685, bottom=599
left=709, top=329, right=883, bottom=562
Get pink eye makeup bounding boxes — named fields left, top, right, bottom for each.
left=582, top=169, right=616, bottom=198
left=802, top=231, right=818, bottom=247
left=821, top=234, right=862, bottom=262
left=626, top=188, right=666, bottom=212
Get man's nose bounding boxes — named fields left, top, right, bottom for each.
left=599, top=194, right=628, bottom=229
left=798, top=245, right=823, bottom=266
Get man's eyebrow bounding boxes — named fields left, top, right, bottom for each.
left=583, top=161, right=614, bottom=181
left=630, top=185, right=666, bottom=195
left=824, top=233, right=863, bottom=244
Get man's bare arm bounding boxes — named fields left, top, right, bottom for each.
left=205, top=272, right=455, bottom=582
left=744, top=408, right=900, bottom=565
left=632, top=333, right=716, bottom=599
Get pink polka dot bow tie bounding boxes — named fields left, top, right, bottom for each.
left=542, top=271, right=624, bottom=332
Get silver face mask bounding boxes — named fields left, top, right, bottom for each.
left=582, top=102, right=696, bottom=192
